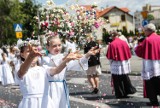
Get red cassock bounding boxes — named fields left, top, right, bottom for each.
left=106, top=38, right=131, bottom=61
left=135, top=33, right=160, bottom=60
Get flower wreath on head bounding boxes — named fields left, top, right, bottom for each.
left=29, top=40, right=40, bottom=46
left=17, top=41, right=29, bottom=49
left=17, top=40, right=40, bottom=49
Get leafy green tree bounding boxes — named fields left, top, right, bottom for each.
left=147, top=14, right=154, bottom=22
left=0, top=0, right=40, bottom=46
left=0, top=0, right=14, bottom=45
left=20, top=0, right=40, bottom=39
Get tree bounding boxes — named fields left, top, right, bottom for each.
left=20, top=0, right=40, bottom=39
left=0, top=0, right=15, bottom=45
left=0, top=0, right=40, bottom=45
left=147, top=14, right=154, bottom=22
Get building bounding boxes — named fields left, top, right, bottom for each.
left=134, top=11, right=143, bottom=30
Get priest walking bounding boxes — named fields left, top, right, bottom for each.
left=106, top=31, right=136, bottom=98
left=135, top=23, right=160, bottom=106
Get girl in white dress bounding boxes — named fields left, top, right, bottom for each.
left=8, top=46, right=17, bottom=83
left=41, top=36, right=100, bottom=108
left=17, top=41, right=88, bottom=108
left=1, top=53, right=15, bottom=86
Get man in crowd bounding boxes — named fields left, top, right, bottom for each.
left=135, top=23, right=160, bottom=106
left=106, top=31, right=136, bottom=98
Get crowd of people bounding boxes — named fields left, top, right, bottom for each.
left=0, top=23, right=160, bottom=107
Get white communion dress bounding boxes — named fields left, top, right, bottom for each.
left=17, top=66, right=54, bottom=108
left=41, top=53, right=88, bottom=108
left=1, top=58, right=15, bottom=85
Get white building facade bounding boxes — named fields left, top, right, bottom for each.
left=98, top=6, right=135, bottom=33
left=134, top=11, right=143, bottom=30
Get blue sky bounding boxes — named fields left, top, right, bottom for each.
left=38, top=0, right=160, bottom=13
left=37, top=0, right=67, bottom=5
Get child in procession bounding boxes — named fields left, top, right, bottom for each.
left=41, top=36, right=100, bottom=108
left=1, top=52, right=15, bottom=86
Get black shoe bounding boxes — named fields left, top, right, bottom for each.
left=94, top=88, right=99, bottom=94
left=91, top=88, right=99, bottom=94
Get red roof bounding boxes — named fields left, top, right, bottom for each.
left=98, top=6, right=115, bottom=17
left=97, top=6, right=130, bottom=18
left=120, top=8, right=130, bottom=13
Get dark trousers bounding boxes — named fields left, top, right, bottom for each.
left=145, top=76, right=160, bottom=105
left=112, top=74, right=136, bottom=98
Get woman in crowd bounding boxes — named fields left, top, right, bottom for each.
left=84, top=34, right=101, bottom=94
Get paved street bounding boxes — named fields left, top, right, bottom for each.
left=0, top=55, right=155, bottom=108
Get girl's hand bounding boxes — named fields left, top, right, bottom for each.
left=85, top=46, right=100, bottom=58
left=73, top=50, right=84, bottom=59
left=63, top=50, right=84, bottom=62
left=64, top=52, right=78, bottom=62
left=28, top=44, right=42, bottom=58
left=88, top=46, right=100, bottom=56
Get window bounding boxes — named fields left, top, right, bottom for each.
left=121, top=14, right=126, bottom=21
left=104, top=16, right=110, bottom=23
left=104, top=16, right=109, bottom=20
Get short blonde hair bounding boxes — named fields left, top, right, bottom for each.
left=86, top=33, right=94, bottom=40
left=86, top=33, right=92, bottom=37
